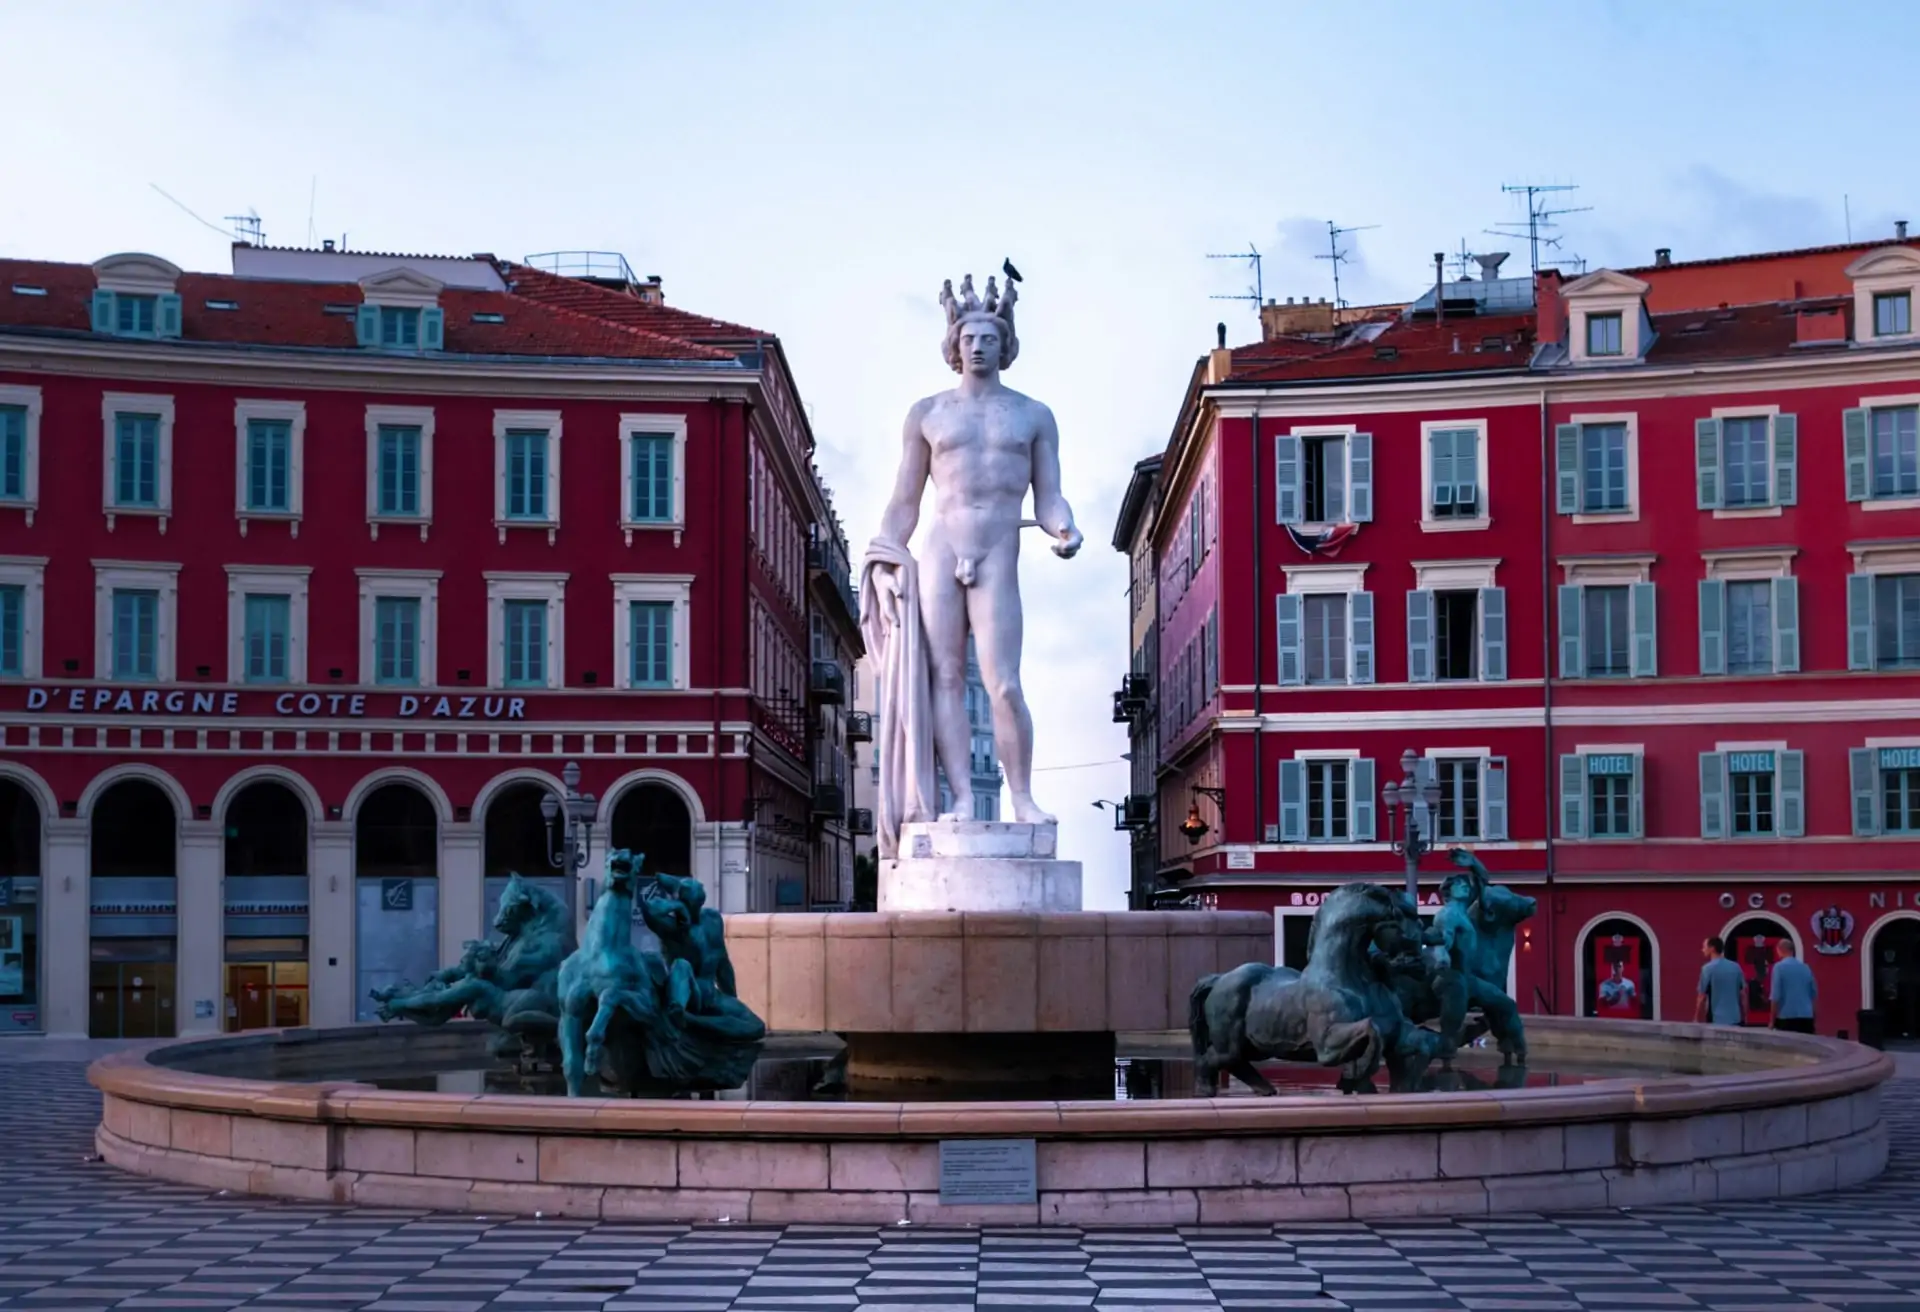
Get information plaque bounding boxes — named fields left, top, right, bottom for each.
left=938, top=1138, right=1037, bottom=1205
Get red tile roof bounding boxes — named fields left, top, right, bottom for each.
left=502, top=263, right=767, bottom=342
left=1628, top=237, right=1920, bottom=313
left=1639, top=297, right=1852, bottom=365
left=1225, top=312, right=1535, bottom=384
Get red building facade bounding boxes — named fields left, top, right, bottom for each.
left=0, top=244, right=860, bottom=1038
left=1129, top=237, right=1920, bottom=1038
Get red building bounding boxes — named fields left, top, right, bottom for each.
left=0, top=243, right=861, bottom=1038
left=1124, top=233, right=1920, bottom=1039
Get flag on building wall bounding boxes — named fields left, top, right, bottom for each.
left=1284, top=523, right=1361, bottom=558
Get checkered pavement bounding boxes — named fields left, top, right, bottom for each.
left=5, top=1055, right=1920, bottom=1311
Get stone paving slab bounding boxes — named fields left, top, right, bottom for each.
left=7, top=1052, right=1920, bottom=1310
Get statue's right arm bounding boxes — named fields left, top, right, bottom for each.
left=877, top=400, right=933, bottom=546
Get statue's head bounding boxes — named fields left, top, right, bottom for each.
left=604, top=847, right=643, bottom=889
left=492, top=871, right=554, bottom=934
left=940, top=273, right=1019, bottom=375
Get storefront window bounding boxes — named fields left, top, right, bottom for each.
left=0, top=778, right=39, bottom=1033
left=1581, top=917, right=1654, bottom=1019
left=1726, top=916, right=1792, bottom=1027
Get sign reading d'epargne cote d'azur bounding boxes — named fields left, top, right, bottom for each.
left=18, top=687, right=530, bottom=720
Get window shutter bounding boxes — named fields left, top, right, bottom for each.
left=1430, top=430, right=1453, bottom=510
left=1557, top=584, right=1584, bottom=678
left=90, top=289, right=114, bottom=333
left=1851, top=747, right=1880, bottom=836
left=1406, top=589, right=1434, bottom=683
left=1455, top=428, right=1479, bottom=511
left=1274, top=434, right=1301, bottom=524
left=1559, top=754, right=1586, bottom=838
left=1279, top=759, right=1305, bottom=841
left=1848, top=573, right=1875, bottom=671
left=1347, top=432, right=1373, bottom=522
left=1479, top=587, right=1508, bottom=681
left=1779, top=749, right=1805, bottom=838
left=1773, top=576, right=1800, bottom=673
left=1484, top=756, right=1508, bottom=841
left=1844, top=408, right=1871, bottom=501
left=1772, top=413, right=1798, bottom=506
left=356, top=305, right=380, bottom=347
left=1351, top=757, right=1376, bottom=841
left=1348, top=590, right=1374, bottom=684
left=1555, top=423, right=1581, bottom=514
left=1698, top=578, right=1727, bottom=676
left=1700, top=751, right=1727, bottom=839
left=1694, top=417, right=1721, bottom=509
left=1630, top=581, right=1657, bottom=677
left=156, top=293, right=182, bottom=339
left=1629, top=754, right=1645, bottom=839
left=1275, top=592, right=1303, bottom=685
left=421, top=307, right=445, bottom=350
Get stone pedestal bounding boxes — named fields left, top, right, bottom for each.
left=879, top=819, right=1082, bottom=913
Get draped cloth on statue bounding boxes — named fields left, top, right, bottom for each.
left=860, top=536, right=939, bottom=859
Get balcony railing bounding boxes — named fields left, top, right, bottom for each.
left=1112, top=672, right=1152, bottom=724
left=810, top=659, right=846, bottom=705
left=847, top=709, right=873, bottom=742
left=848, top=807, right=874, bottom=836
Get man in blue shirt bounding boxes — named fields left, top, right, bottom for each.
left=1696, top=936, right=1747, bottom=1026
left=1768, top=939, right=1817, bottom=1034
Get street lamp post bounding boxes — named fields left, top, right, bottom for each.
left=1381, top=748, right=1441, bottom=904
left=539, top=761, right=597, bottom=928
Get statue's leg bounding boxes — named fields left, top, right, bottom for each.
left=666, top=959, right=695, bottom=1021
left=917, top=542, right=976, bottom=819
left=1433, top=969, right=1469, bottom=1060
left=584, top=989, right=619, bottom=1070
left=966, top=536, right=1051, bottom=825
left=1228, top=1059, right=1279, bottom=1097
left=560, top=1004, right=589, bottom=1097
left=1470, top=979, right=1526, bottom=1064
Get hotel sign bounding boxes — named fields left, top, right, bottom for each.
left=20, top=687, right=529, bottom=720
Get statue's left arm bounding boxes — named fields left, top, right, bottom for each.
left=1031, top=404, right=1082, bottom=558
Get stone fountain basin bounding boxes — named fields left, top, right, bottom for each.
left=89, top=1017, right=1890, bottom=1224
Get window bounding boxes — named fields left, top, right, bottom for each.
left=374, top=598, right=421, bottom=685
left=380, top=307, right=420, bottom=348
left=1561, top=752, right=1640, bottom=839
left=1728, top=753, right=1775, bottom=836
left=1876, top=292, right=1912, bottom=338
left=1726, top=580, right=1772, bottom=674
left=1701, top=572, right=1797, bottom=676
left=493, top=411, right=561, bottom=536
left=246, top=419, right=291, bottom=512
left=1427, top=426, right=1480, bottom=519
left=505, top=430, right=548, bottom=519
left=1279, top=756, right=1375, bottom=843
left=1883, top=750, right=1920, bottom=834
left=88, top=258, right=182, bottom=340
left=1560, top=579, right=1655, bottom=679
left=1435, top=757, right=1480, bottom=841
left=1306, top=759, right=1350, bottom=841
left=503, top=601, right=546, bottom=686
left=1590, top=772, right=1631, bottom=836
left=0, top=559, right=42, bottom=678
left=1583, top=586, right=1630, bottom=677
left=629, top=600, right=673, bottom=688
left=1872, top=407, right=1918, bottom=499
left=1555, top=419, right=1637, bottom=517
left=242, top=595, right=290, bottom=684
left=1303, top=435, right=1345, bottom=522
left=113, top=413, right=159, bottom=507
left=116, top=294, right=157, bottom=336
left=1276, top=430, right=1373, bottom=526
left=0, top=584, right=20, bottom=676
left=1704, top=748, right=1803, bottom=839
left=0, top=406, right=24, bottom=501
left=1435, top=590, right=1477, bottom=680
left=620, top=416, right=688, bottom=540
left=1586, top=312, right=1623, bottom=357
left=1720, top=417, right=1770, bottom=509
left=377, top=426, right=421, bottom=515
left=365, top=406, right=435, bottom=534
left=111, top=589, right=158, bottom=680
left=1580, top=424, right=1628, bottom=511
left=1408, top=580, right=1506, bottom=683
left=1874, top=574, right=1920, bottom=668
left=1302, top=594, right=1347, bottom=684
left=1697, top=414, right=1798, bottom=512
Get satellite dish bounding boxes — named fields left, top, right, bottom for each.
left=1475, top=252, right=1510, bottom=281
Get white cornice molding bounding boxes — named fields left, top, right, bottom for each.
left=1560, top=268, right=1652, bottom=299
left=1845, top=247, right=1920, bottom=279
left=91, top=253, right=182, bottom=295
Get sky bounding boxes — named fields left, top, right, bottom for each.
left=3, top=1, right=1915, bottom=908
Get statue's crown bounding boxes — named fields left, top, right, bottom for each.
left=940, top=272, right=1017, bottom=330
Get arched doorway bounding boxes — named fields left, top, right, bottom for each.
left=89, top=779, right=178, bottom=1038
left=1867, top=916, right=1920, bottom=1040
left=482, top=782, right=569, bottom=930
left=610, top=782, right=692, bottom=879
left=223, top=781, right=309, bottom=1032
left=1724, top=914, right=1795, bottom=1028
left=353, top=783, right=438, bottom=1021
left=0, top=779, right=42, bottom=1033
left=1578, top=915, right=1656, bottom=1019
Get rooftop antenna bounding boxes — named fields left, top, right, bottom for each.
left=1449, top=239, right=1477, bottom=280
left=149, top=183, right=232, bottom=242
left=1317, top=219, right=1378, bottom=316
left=306, top=176, right=318, bottom=248
left=1206, top=242, right=1263, bottom=323
left=223, top=208, right=265, bottom=246
left=1844, top=193, right=1853, bottom=242
left=1490, top=182, right=1592, bottom=274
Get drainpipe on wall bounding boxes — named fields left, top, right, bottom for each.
left=1539, top=388, right=1559, bottom=1013
left=1250, top=404, right=1264, bottom=849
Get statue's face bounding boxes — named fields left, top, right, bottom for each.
left=958, top=317, right=1001, bottom=376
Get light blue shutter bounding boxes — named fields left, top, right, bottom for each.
left=1848, top=573, right=1875, bottom=671
left=1851, top=747, right=1879, bottom=836
left=1275, top=593, right=1303, bottom=685
left=1779, top=750, right=1805, bottom=837
left=1351, top=757, right=1376, bottom=841
left=1456, top=428, right=1479, bottom=511
left=1698, top=578, right=1727, bottom=676
left=356, top=305, right=380, bottom=347
left=1555, top=423, right=1581, bottom=514
left=1406, top=589, right=1434, bottom=683
left=1630, top=581, right=1657, bottom=677
left=1348, top=591, right=1374, bottom=684
left=1560, top=754, right=1586, bottom=838
left=1694, top=417, right=1721, bottom=509
left=1479, top=586, right=1507, bottom=681
left=1484, top=756, right=1508, bottom=841
left=1772, top=414, right=1798, bottom=506
left=1629, top=754, right=1645, bottom=838
left=156, top=293, right=182, bottom=338
left=1279, top=759, right=1305, bottom=841
left=1773, top=576, right=1800, bottom=673
left=1557, top=584, right=1584, bottom=678
left=1700, top=751, right=1727, bottom=838
left=1274, top=434, right=1301, bottom=525
left=90, top=289, right=114, bottom=333
left=1844, top=408, right=1871, bottom=501
left=1430, top=430, right=1453, bottom=511
left=1348, top=433, right=1373, bottom=522
left=421, top=307, right=444, bottom=350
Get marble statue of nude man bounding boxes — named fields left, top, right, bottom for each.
left=864, top=273, right=1081, bottom=833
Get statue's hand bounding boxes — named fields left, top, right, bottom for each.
left=1052, top=524, right=1083, bottom=559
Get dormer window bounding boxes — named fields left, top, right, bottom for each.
left=89, top=253, right=183, bottom=340
left=1846, top=247, right=1920, bottom=346
left=380, top=306, right=421, bottom=347
left=1559, top=269, right=1652, bottom=365
left=354, top=267, right=445, bottom=352
left=1875, top=291, right=1912, bottom=338
left=1586, top=312, right=1623, bottom=357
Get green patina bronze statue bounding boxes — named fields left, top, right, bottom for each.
left=1435, top=848, right=1535, bottom=1064
left=370, top=872, right=573, bottom=1062
left=555, top=848, right=766, bottom=1097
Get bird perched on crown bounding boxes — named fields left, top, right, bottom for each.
left=860, top=269, right=1082, bottom=857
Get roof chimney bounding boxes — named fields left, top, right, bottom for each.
left=1474, top=252, right=1509, bottom=282
left=1899, top=220, right=1910, bottom=240
left=1434, top=253, right=1446, bottom=326
left=1216, top=322, right=1227, bottom=349
left=1654, top=248, right=1672, bottom=267
left=322, top=239, right=336, bottom=252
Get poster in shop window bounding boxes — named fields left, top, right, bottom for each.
left=0, top=916, right=21, bottom=996
left=1735, top=935, right=1781, bottom=1026
left=1593, top=933, right=1643, bottom=1018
